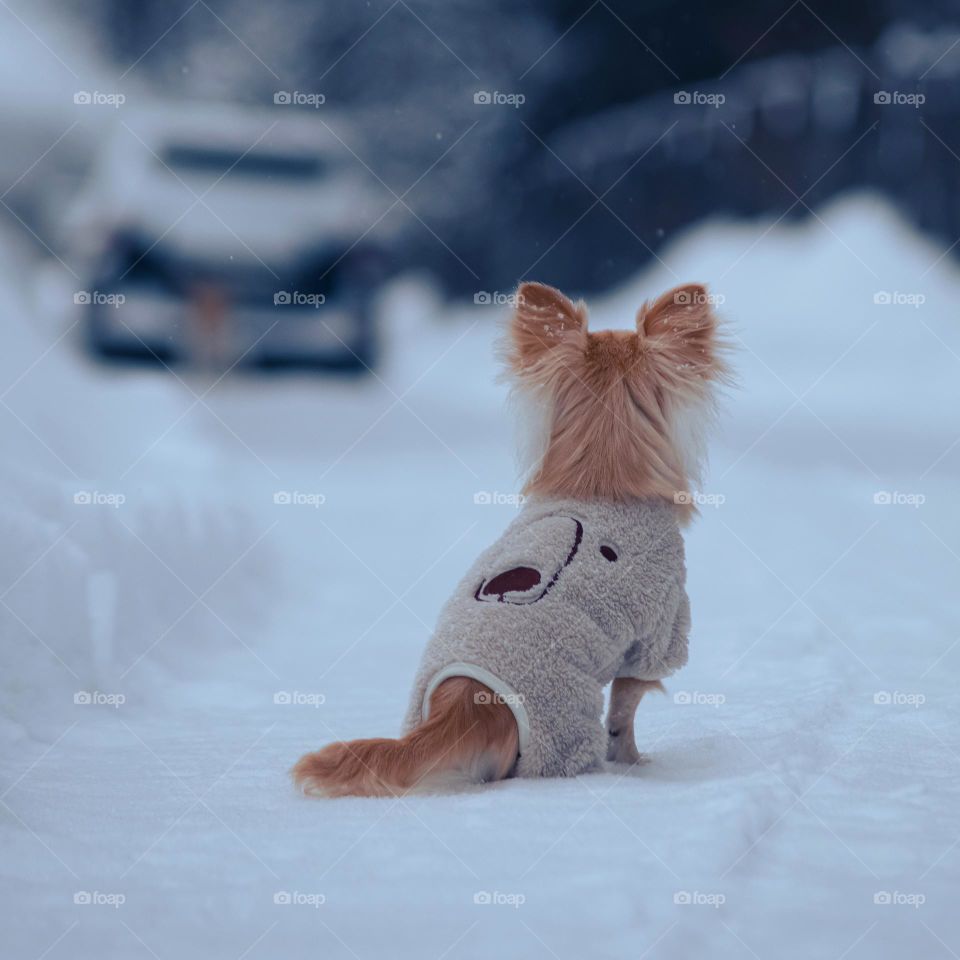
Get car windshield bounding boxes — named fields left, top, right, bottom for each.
left=162, top=145, right=322, bottom=180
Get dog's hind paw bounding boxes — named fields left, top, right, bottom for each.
left=606, top=732, right=649, bottom=765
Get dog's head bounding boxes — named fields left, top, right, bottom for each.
left=502, top=281, right=729, bottom=520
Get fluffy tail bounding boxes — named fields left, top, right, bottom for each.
left=291, top=677, right=519, bottom=798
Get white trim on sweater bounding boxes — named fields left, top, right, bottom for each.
left=421, top=661, right=531, bottom=760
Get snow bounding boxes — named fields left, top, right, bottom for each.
left=3, top=195, right=960, bottom=959
left=0, top=226, right=274, bottom=738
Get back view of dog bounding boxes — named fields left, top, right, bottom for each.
left=293, top=280, right=727, bottom=797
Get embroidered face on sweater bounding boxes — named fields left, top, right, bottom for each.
left=472, top=509, right=661, bottom=644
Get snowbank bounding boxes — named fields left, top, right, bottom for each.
left=0, top=232, right=273, bottom=738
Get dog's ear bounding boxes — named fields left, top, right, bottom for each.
left=508, top=282, right=587, bottom=372
left=636, top=283, right=724, bottom=393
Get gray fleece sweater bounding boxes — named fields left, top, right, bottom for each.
left=403, top=496, right=690, bottom=779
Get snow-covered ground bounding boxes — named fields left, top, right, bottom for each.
left=3, top=195, right=960, bottom=959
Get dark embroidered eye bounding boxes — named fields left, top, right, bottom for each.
left=600, top=545, right=618, bottom=562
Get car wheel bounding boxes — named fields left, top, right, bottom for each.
left=85, top=303, right=175, bottom=365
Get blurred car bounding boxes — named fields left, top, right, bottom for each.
left=62, top=102, right=389, bottom=372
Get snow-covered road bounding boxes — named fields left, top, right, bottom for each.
left=3, top=196, right=960, bottom=959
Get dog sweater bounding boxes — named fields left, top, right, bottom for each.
left=402, top=496, right=690, bottom=778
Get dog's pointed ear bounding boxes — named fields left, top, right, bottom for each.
left=636, top=283, right=725, bottom=391
left=508, top=282, right=588, bottom=372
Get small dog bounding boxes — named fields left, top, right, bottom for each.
left=293, top=280, right=727, bottom=797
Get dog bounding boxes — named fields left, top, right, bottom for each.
left=293, top=280, right=728, bottom=797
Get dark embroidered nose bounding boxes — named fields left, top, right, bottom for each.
left=481, top=566, right=541, bottom=600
